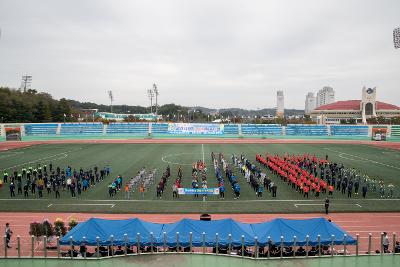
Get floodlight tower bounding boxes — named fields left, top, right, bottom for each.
left=153, top=83, right=159, bottom=120
left=394, top=27, right=400, bottom=49
left=108, top=90, right=114, bottom=113
left=147, top=88, right=154, bottom=113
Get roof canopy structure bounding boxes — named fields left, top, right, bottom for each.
left=315, top=100, right=400, bottom=111
left=60, top=217, right=356, bottom=247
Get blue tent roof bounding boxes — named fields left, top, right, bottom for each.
left=251, top=218, right=356, bottom=246
left=60, top=217, right=356, bottom=246
left=60, top=218, right=163, bottom=246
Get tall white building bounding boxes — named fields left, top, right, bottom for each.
left=276, top=90, right=284, bottom=117
left=316, top=86, right=335, bottom=107
left=305, top=92, right=316, bottom=114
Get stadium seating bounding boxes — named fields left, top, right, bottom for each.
left=106, top=123, right=149, bottom=134
left=60, top=123, right=103, bottom=135
left=285, top=124, right=328, bottom=136
left=223, top=124, right=239, bottom=135
left=241, top=124, right=282, bottom=135
left=391, top=125, right=400, bottom=137
left=330, top=125, right=369, bottom=136
left=24, top=123, right=58, bottom=135
left=151, top=123, right=169, bottom=134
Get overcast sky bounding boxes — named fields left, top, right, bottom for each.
left=0, top=0, right=399, bottom=109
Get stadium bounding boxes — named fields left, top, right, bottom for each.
left=1, top=1, right=400, bottom=267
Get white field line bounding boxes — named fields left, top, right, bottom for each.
left=0, top=151, right=24, bottom=159
left=294, top=203, right=362, bottom=208
left=0, top=198, right=398, bottom=203
left=161, top=152, right=201, bottom=166
left=0, top=147, right=82, bottom=171
left=47, top=203, right=116, bottom=208
left=324, top=148, right=400, bottom=170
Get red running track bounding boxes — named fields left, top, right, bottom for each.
left=1, top=139, right=400, bottom=150
left=0, top=212, right=398, bottom=257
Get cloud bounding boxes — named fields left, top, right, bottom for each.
left=0, top=0, right=399, bottom=109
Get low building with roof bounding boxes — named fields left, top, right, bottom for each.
left=310, top=87, right=400, bottom=124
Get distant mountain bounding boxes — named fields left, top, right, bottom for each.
left=192, top=106, right=304, bottom=116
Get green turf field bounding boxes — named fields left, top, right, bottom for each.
left=0, top=254, right=399, bottom=267
left=0, top=143, right=399, bottom=213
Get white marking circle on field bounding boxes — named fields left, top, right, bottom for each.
left=338, top=153, right=361, bottom=161
left=324, top=147, right=400, bottom=170
left=0, top=151, right=24, bottom=159
left=161, top=152, right=203, bottom=166
left=0, top=147, right=82, bottom=171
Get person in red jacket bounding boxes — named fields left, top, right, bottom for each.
left=328, top=185, right=334, bottom=196
left=315, top=185, right=321, bottom=198
left=303, top=186, right=309, bottom=198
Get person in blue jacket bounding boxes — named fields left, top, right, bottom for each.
left=233, top=183, right=240, bottom=199
left=257, top=185, right=263, bottom=197
left=219, top=183, right=225, bottom=199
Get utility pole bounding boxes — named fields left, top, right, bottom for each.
left=21, top=75, right=32, bottom=92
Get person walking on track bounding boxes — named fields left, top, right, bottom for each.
left=324, top=197, right=330, bottom=215
left=5, top=223, right=13, bottom=248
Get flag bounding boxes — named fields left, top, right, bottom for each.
left=63, top=114, right=66, bottom=117
left=394, top=27, right=400, bottom=49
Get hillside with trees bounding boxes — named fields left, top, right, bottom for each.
left=3, top=86, right=396, bottom=124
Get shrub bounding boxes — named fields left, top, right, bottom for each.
left=54, top=218, right=67, bottom=237
left=68, top=218, right=78, bottom=230
left=29, top=222, right=43, bottom=237
left=42, top=219, right=54, bottom=237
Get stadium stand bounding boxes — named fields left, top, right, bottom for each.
left=60, top=123, right=103, bottom=135
left=330, top=125, right=369, bottom=136
left=391, top=125, right=400, bottom=137
left=151, top=123, right=169, bottom=134
left=285, top=124, right=328, bottom=136
left=24, top=123, right=58, bottom=136
left=223, top=124, right=239, bottom=135
left=106, top=122, right=149, bottom=134
left=241, top=124, right=282, bottom=135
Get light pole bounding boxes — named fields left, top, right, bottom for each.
left=108, top=90, right=114, bottom=113
left=147, top=89, right=154, bottom=114
left=394, top=27, right=400, bottom=49
left=153, top=83, right=159, bottom=121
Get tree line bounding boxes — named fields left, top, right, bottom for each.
left=2, top=87, right=398, bottom=124
left=0, top=87, right=72, bottom=123
left=0, top=87, right=191, bottom=123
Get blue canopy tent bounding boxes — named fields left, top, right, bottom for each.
left=60, top=218, right=163, bottom=246
left=160, top=218, right=255, bottom=247
left=252, top=218, right=356, bottom=246
left=60, top=217, right=356, bottom=247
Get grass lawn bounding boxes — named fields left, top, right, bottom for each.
left=0, top=143, right=399, bottom=213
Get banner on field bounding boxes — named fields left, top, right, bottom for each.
left=178, top=188, right=220, bottom=195
left=5, top=127, right=21, bottom=141
left=168, top=123, right=224, bottom=135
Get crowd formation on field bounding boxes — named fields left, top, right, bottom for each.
left=257, top=153, right=396, bottom=199
left=1, top=151, right=396, bottom=201
left=2, top=164, right=111, bottom=198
